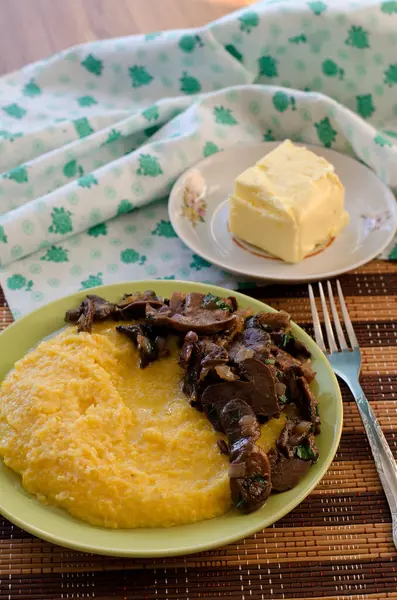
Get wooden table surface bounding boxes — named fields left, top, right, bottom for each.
left=0, top=0, right=253, bottom=75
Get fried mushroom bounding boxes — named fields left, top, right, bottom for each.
left=116, top=290, right=166, bottom=319
left=229, top=443, right=272, bottom=513
left=116, top=324, right=169, bottom=368
left=146, top=292, right=237, bottom=334
left=268, top=450, right=312, bottom=493
left=65, top=295, right=117, bottom=333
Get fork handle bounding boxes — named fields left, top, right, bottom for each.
left=348, top=380, right=397, bottom=547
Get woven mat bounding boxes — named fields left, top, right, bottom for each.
left=1, top=261, right=397, bottom=600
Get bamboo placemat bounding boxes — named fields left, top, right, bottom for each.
left=0, top=261, right=396, bottom=600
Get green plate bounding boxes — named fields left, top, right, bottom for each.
left=0, top=281, right=343, bottom=557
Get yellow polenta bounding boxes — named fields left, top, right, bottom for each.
left=0, top=323, right=285, bottom=529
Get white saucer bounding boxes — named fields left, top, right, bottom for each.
left=169, top=142, right=397, bottom=283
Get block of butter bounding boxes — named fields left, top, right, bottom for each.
left=229, top=140, right=349, bottom=263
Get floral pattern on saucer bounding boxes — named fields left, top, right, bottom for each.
left=182, top=170, right=207, bottom=225
left=360, top=211, right=391, bottom=234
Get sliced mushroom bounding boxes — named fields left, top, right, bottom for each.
left=286, top=338, right=311, bottom=360
left=116, top=324, right=168, bottom=368
left=199, top=340, right=228, bottom=368
left=91, top=295, right=118, bottom=320
left=276, top=418, right=313, bottom=459
left=116, top=290, right=166, bottom=319
left=228, top=322, right=271, bottom=363
left=219, top=398, right=260, bottom=447
left=200, top=341, right=236, bottom=384
left=146, top=292, right=237, bottom=334
left=288, top=420, right=313, bottom=448
left=179, top=331, right=202, bottom=404
left=241, top=310, right=291, bottom=349
left=169, top=291, right=185, bottom=313
left=201, top=381, right=256, bottom=431
left=154, top=335, right=169, bottom=359
left=201, top=363, right=279, bottom=431
left=268, top=450, right=312, bottom=492
left=282, top=364, right=301, bottom=404
left=200, top=293, right=237, bottom=312
left=239, top=358, right=280, bottom=418
left=190, top=307, right=252, bottom=353
left=230, top=443, right=272, bottom=513
left=179, top=333, right=235, bottom=401
left=75, top=297, right=96, bottom=333
left=276, top=419, right=295, bottom=458
left=274, top=348, right=316, bottom=384
left=253, top=310, right=291, bottom=332
left=179, top=331, right=199, bottom=367
left=65, top=295, right=117, bottom=333
left=296, top=377, right=321, bottom=433
left=184, top=352, right=202, bottom=405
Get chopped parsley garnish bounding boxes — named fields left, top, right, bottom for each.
left=278, top=394, right=288, bottom=404
left=264, top=358, right=275, bottom=365
left=296, top=443, right=315, bottom=460
left=236, top=497, right=247, bottom=509
left=282, top=330, right=295, bottom=347
left=201, top=293, right=233, bottom=312
left=253, top=474, right=268, bottom=486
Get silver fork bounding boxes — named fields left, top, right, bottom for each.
left=308, top=280, right=397, bottom=550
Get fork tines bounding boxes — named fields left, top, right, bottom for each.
left=308, top=280, right=359, bottom=354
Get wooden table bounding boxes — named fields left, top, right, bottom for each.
left=0, top=0, right=253, bottom=75
left=0, top=2, right=397, bottom=599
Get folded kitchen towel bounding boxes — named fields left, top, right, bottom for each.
left=0, top=0, right=396, bottom=317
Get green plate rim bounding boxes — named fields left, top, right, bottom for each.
left=0, top=280, right=343, bottom=557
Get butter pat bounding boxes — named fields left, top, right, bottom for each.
left=229, top=140, right=349, bottom=263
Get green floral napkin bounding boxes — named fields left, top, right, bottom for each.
left=0, top=0, right=396, bottom=318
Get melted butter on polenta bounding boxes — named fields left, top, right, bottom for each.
left=0, top=323, right=285, bottom=528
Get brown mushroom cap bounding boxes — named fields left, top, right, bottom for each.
left=116, top=324, right=168, bottom=368
left=230, top=443, right=272, bottom=513
left=269, top=451, right=312, bottom=492
left=239, top=358, right=279, bottom=417
left=65, top=295, right=117, bottom=333
left=276, top=418, right=313, bottom=459
left=219, top=398, right=260, bottom=447
left=199, top=340, right=229, bottom=367
left=274, top=348, right=316, bottom=384
left=201, top=358, right=280, bottom=430
left=254, top=310, right=291, bottom=331
left=296, top=376, right=321, bottom=432
left=117, top=290, right=166, bottom=319
left=201, top=381, right=256, bottom=431
left=146, top=292, right=237, bottom=334
left=228, top=324, right=271, bottom=363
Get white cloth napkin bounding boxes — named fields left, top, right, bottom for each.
left=0, top=0, right=396, bottom=318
